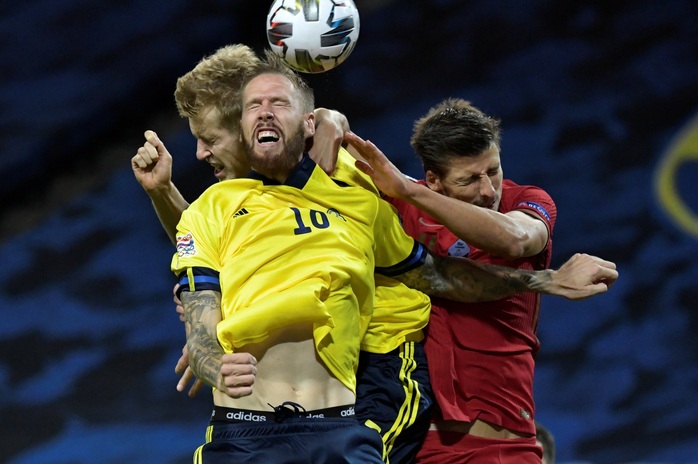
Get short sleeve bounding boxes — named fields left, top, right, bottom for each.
left=372, top=197, right=427, bottom=276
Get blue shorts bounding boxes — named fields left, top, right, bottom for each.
left=356, top=341, right=434, bottom=464
left=195, top=402, right=384, bottom=464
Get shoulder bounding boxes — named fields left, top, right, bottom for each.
left=187, top=179, right=258, bottom=216
left=501, top=179, right=556, bottom=223
left=502, top=179, right=553, bottom=204
left=502, top=179, right=547, bottom=194
left=331, top=148, right=380, bottom=195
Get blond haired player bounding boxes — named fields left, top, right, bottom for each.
left=134, top=46, right=616, bottom=460
left=134, top=44, right=435, bottom=463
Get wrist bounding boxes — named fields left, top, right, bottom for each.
left=537, top=269, right=556, bottom=295
left=146, top=180, right=175, bottom=198
left=402, top=180, right=430, bottom=203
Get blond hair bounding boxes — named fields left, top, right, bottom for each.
left=174, top=44, right=261, bottom=127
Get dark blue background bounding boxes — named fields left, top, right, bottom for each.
left=2, top=1, right=697, bottom=462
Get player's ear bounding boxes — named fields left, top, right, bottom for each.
left=425, top=170, right=443, bottom=193
left=304, top=112, right=316, bottom=137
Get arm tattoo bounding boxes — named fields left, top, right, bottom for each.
left=180, top=290, right=224, bottom=389
left=396, top=253, right=554, bottom=302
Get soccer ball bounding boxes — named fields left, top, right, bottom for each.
left=266, top=0, right=360, bottom=74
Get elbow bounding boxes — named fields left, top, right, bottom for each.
left=496, top=230, right=530, bottom=260
left=500, top=241, right=527, bottom=260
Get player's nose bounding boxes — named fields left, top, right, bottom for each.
left=479, top=176, right=495, bottom=197
left=195, top=140, right=211, bottom=161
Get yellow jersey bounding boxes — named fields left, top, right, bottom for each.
left=331, top=149, right=432, bottom=353
left=172, top=154, right=427, bottom=392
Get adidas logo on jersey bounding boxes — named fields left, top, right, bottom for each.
left=233, top=208, right=249, bottom=218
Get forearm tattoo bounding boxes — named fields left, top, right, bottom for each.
left=180, top=291, right=224, bottom=389
left=398, top=254, right=554, bottom=302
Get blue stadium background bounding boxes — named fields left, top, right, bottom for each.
left=2, top=1, right=697, bottom=462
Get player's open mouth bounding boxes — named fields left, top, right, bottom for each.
left=207, top=161, right=225, bottom=178
left=257, top=129, right=279, bottom=145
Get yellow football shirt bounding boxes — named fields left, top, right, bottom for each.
left=331, top=148, right=432, bottom=354
left=172, top=154, right=427, bottom=392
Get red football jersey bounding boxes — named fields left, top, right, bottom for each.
left=387, top=179, right=556, bottom=434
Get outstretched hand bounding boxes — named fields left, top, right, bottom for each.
left=552, top=253, right=618, bottom=300
left=343, top=131, right=414, bottom=200
left=132, top=130, right=173, bottom=192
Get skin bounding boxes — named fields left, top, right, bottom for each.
left=135, top=129, right=618, bottom=402
left=132, top=107, right=353, bottom=397
left=134, top=75, right=618, bottom=403
left=132, top=108, right=348, bottom=244
left=190, top=106, right=249, bottom=181
left=181, top=288, right=355, bottom=410
left=345, top=129, right=609, bottom=441
left=426, top=143, right=505, bottom=210
left=417, top=135, right=550, bottom=439
left=423, top=144, right=548, bottom=438
left=424, top=143, right=549, bottom=259
left=347, top=131, right=551, bottom=260
left=178, top=74, right=618, bottom=406
left=239, top=72, right=315, bottom=182
left=180, top=73, right=356, bottom=410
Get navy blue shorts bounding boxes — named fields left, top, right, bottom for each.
left=356, top=341, right=434, bottom=464
left=195, top=403, right=384, bottom=464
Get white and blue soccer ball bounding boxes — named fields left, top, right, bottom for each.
left=266, top=0, right=360, bottom=73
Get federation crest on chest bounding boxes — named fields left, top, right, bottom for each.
left=448, top=239, right=470, bottom=257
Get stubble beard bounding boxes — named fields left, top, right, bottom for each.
left=243, top=126, right=307, bottom=180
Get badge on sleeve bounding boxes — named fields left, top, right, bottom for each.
left=176, top=233, right=197, bottom=257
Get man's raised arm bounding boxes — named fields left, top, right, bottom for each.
left=132, top=130, right=189, bottom=244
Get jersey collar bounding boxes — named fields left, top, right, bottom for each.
left=247, top=153, right=315, bottom=189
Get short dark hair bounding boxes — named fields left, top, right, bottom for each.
left=535, top=421, right=555, bottom=464
left=410, top=98, right=501, bottom=176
